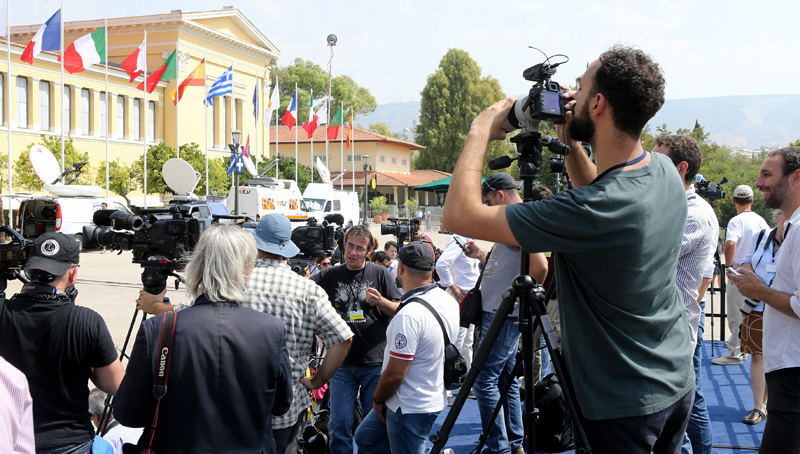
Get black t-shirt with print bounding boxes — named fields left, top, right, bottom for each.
left=312, top=262, right=402, bottom=365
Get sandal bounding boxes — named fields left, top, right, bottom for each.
left=743, top=408, right=766, bottom=425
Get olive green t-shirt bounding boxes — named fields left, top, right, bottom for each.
left=506, top=152, right=693, bottom=420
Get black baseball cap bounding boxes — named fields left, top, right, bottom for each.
left=398, top=241, right=435, bottom=271
left=24, top=232, right=81, bottom=275
left=482, top=172, right=518, bottom=195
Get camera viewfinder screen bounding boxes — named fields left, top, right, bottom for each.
left=542, top=91, right=561, bottom=114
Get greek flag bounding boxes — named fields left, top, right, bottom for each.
left=205, top=66, right=233, bottom=106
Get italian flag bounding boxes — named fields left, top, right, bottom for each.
left=61, top=27, right=106, bottom=74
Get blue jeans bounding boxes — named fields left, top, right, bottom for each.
left=473, top=312, right=524, bottom=454
left=355, top=406, right=439, bottom=454
left=329, top=364, right=382, bottom=454
left=682, top=301, right=713, bottom=454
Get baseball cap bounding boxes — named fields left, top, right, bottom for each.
left=24, top=232, right=81, bottom=275
left=398, top=241, right=435, bottom=271
left=251, top=213, right=301, bottom=258
left=733, top=185, right=754, bottom=198
left=482, top=172, right=518, bottom=196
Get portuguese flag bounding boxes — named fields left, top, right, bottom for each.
left=61, top=27, right=106, bottom=74
left=137, top=50, right=178, bottom=94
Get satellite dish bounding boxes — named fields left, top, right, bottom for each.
left=30, top=145, right=61, bottom=185
left=31, top=144, right=103, bottom=197
left=163, top=158, right=200, bottom=196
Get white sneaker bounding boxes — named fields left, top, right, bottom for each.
left=711, top=355, right=744, bottom=365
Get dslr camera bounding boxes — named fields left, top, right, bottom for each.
left=503, top=58, right=569, bottom=134
left=381, top=217, right=420, bottom=246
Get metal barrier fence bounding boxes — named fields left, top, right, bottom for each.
left=363, top=205, right=444, bottom=232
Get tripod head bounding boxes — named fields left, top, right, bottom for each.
left=489, top=132, right=569, bottom=184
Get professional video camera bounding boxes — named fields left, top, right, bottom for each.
left=694, top=174, right=727, bottom=204
left=289, top=214, right=345, bottom=276
left=490, top=53, right=572, bottom=181
left=381, top=217, right=420, bottom=246
left=0, top=226, right=33, bottom=298
left=83, top=207, right=203, bottom=294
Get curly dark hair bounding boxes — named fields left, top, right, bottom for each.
left=593, top=45, right=665, bottom=138
left=655, top=134, right=701, bottom=183
left=767, top=146, right=800, bottom=176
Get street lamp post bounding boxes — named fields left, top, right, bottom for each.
left=326, top=34, right=337, bottom=163
left=229, top=129, right=242, bottom=214
left=362, top=155, right=371, bottom=225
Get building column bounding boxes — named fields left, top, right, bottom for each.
left=155, top=101, right=164, bottom=143
left=393, top=186, right=398, bottom=204
left=404, top=186, right=409, bottom=204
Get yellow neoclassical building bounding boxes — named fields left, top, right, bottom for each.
left=3, top=7, right=277, bottom=196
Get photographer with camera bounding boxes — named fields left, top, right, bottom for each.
left=0, top=232, right=125, bottom=454
left=653, top=134, right=719, bottom=454
left=713, top=185, right=769, bottom=366
left=310, top=224, right=402, bottom=454
left=116, top=225, right=294, bottom=453
left=135, top=214, right=353, bottom=454
left=444, top=46, right=694, bottom=453
left=354, top=241, right=459, bottom=454
left=458, top=175, right=548, bottom=454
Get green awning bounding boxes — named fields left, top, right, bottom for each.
left=414, top=176, right=485, bottom=193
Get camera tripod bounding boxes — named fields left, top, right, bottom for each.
left=430, top=132, right=590, bottom=454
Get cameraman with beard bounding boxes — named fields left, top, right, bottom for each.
left=443, top=46, right=693, bottom=453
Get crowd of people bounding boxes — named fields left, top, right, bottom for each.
left=1, top=44, right=799, bottom=454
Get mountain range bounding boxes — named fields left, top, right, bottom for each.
left=359, top=95, right=800, bottom=150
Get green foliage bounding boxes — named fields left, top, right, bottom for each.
left=272, top=59, right=376, bottom=123
left=791, top=139, right=800, bottom=147
left=14, top=136, right=92, bottom=191
left=368, top=122, right=400, bottom=138
left=242, top=155, right=322, bottom=194
left=404, top=197, right=419, bottom=214
left=132, top=143, right=176, bottom=195
left=132, top=142, right=231, bottom=197
left=95, top=158, right=141, bottom=206
left=414, top=49, right=515, bottom=174
left=369, top=195, right=388, bottom=214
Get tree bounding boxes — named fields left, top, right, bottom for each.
left=132, top=143, right=176, bottom=195
left=271, top=59, right=376, bottom=123
left=14, top=136, right=92, bottom=191
left=791, top=139, right=800, bottom=147
left=414, top=49, right=513, bottom=174
left=95, top=158, right=141, bottom=206
left=367, top=122, right=400, bottom=138
left=132, top=142, right=231, bottom=197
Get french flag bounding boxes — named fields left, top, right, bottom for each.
left=21, top=9, right=62, bottom=64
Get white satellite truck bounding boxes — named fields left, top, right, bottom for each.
left=226, top=177, right=309, bottom=223
left=303, top=183, right=359, bottom=228
left=3, top=145, right=130, bottom=250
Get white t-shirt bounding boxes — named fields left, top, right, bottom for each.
left=764, top=207, right=800, bottom=373
left=384, top=286, right=459, bottom=414
left=726, top=211, right=768, bottom=265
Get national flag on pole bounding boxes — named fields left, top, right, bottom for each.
left=281, top=88, right=297, bottom=130
left=252, top=78, right=259, bottom=120
left=205, top=66, right=233, bottom=106
left=242, top=134, right=257, bottom=175
left=264, top=78, right=279, bottom=126
left=346, top=111, right=353, bottom=148
left=137, top=50, right=177, bottom=93
left=60, top=27, right=105, bottom=74
left=169, top=58, right=205, bottom=105
left=21, top=9, right=61, bottom=64
left=302, top=90, right=320, bottom=139
left=120, top=37, right=146, bottom=82
left=242, top=134, right=251, bottom=159
left=328, top=108, right=343, bottom=140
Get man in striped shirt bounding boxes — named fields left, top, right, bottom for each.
left=654, top=134, right=719, bottom=454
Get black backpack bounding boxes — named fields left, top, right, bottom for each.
left=532, top=373, right=574, bottom=453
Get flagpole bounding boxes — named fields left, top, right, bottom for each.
left=60, top=2, right=64, bottom=172
left=309, top=88, right=313, bottom=185
left=294, top=82, right=298, bottom=182
left=255, top=69, right=259, bottom=177
left=175, top=42, right=179, bottom=159
left=6, top=0, right=12, bottom=225
left=204, top=54, right=208, bottom=196
left=143, top=30, right=147, bottom=208
left=274, top=76, right=278, bottom=180
left=104, top=19, right=109, bottom=198
left=340, top=101, right=344, bottom=190
left=352, top=109, right=355, bottom=192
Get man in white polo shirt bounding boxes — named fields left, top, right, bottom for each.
left=713, top=184, right=768, bottom=365
left=727, top=146, right=800, bottom=453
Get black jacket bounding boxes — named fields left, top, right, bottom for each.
left=115, top=295, right=293, bottom=453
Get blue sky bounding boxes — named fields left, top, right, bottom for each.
left=14, top=0, right=800, bottom=104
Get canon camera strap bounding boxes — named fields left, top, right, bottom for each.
left=143, top=311, right=177, bottom=453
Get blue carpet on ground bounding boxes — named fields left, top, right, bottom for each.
left=429, top=340, right=765, bottom=453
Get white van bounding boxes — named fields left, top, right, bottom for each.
left=14, top=196, right=131, bottom=250
left=303, top=183, right=360, bottom=228
left=226, top=178, right=309, bottom=223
